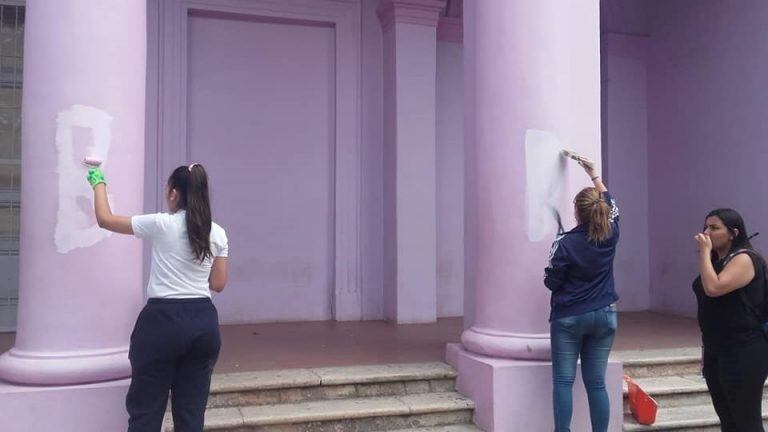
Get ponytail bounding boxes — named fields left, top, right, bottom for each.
left=574, top=187, right=612, bottom=244
left=168, top=164, right=213, bottom=262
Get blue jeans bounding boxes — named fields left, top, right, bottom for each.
left=551, top=305, right=617, bottom=432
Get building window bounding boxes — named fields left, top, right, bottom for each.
left=0, top=4, right=23, bottom=332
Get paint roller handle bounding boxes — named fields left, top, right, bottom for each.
left=87, top=167, right=107, bottom=189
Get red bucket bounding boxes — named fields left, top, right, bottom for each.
left=624, top=375, right=658, bottom=425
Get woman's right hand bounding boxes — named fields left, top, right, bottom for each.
left=577, top=156, right=597, bottom=178
left=575, top=155, right=607, bottom=192
left=694, top=232, right=712, bottom=256
left=87, top=167, right=107, bottom=189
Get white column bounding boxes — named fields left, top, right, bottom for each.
left=448, top=1, right=623, bottom=430
left=378, top=0, right=445, bottom=323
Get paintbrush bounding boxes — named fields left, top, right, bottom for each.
left=561, top=149, right=594, bottom=170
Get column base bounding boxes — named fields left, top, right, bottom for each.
left=0, top=377, right=130, bottom=432
left=0, top=346, right=130, bottom=385
left=446, top=343, right=624, bottom=432
left=461, top=325, right=551, bottom=360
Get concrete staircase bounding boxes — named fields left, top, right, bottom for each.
left=160, top=347, right=768, bottom=431
left=615, top=347, right=768, bottom=431
left=163, top=362, right=482, bottom=432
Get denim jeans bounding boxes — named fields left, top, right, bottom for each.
left=551, top=304, right=618, bottom=432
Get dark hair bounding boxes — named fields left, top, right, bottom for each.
left=574, top=187, right=612, bottom=243
left=705, top=208, right=753, bottom=258
left=168, top=164, right=212, bottom=262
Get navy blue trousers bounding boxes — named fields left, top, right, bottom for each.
left=126, top=298, right=221, bottom=432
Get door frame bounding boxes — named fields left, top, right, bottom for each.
left=145, top=0, right=363, bottom=320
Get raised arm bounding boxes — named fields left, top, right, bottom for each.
left=694, top=237, right=755, bottom=298
left=576, top=156, right=607, bottom=193
left=88, top=168, right=134, bottom=235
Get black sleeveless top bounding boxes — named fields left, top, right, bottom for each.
left=692, top=251, right=767, bottom=353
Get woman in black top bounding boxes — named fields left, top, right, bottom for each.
left=693, top=208, right=768, bottom=431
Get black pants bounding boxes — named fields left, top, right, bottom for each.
left=126, top=298, right=221, bottom=432
left=703, top=338, right=768, bottom=432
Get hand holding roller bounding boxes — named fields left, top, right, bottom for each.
left=83, top=156, right=106, bottom=188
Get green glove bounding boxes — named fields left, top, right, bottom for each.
left=87, top=167, right=106, bottom=188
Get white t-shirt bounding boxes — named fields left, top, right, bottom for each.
left=132, top=211, right=228, bottom=299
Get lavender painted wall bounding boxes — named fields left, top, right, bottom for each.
left=381, top=3, right=398, bottom=321
left=463, top=7, right=477, bottom=330
left=602, top=39, right=651, bottom=311
left=186, top=13, right=336, bottom=323
left=361, top=0, right=385, bottom=320
left=382, top=20, right=439, bottom=323
left=144, top=0, right=466, bottom=323
left=646, top=0, right=768, bottom=316
left=437, top=40, right=465, bottom=317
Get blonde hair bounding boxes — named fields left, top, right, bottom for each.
left=574, top=187, right=612, bottom=243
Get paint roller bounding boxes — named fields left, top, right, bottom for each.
left=82, top=156, right=103, bottom=168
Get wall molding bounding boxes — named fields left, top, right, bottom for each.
left=377, top=0, right=446, bottom=31
left=437, top=16, right=462, bottom=43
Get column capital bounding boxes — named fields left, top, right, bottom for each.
left=377, top=0, right=447, bottom=32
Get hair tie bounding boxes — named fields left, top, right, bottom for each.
left=188, top=163, right=198, bottom=172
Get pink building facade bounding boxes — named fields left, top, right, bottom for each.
left=0, top=0, right=616, bottom=430
left=3, top=0, right=766, bottom=430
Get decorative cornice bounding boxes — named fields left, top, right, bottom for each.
left=377, top=0, right=447, bottom=32
left=437, top=16, right=462, bottom=43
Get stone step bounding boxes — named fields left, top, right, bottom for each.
left=384, top=426, right=484, bottom=432
left=206, top=363, right=457, bottom=408
left=613, top=348, right=701, bottom=379
left=621, top=374, right=768, bottom=413
left=623, top=401, right=768, bottom=431
left=164, top=392, right=475, bottom=431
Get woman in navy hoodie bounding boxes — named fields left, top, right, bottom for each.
left=544, top=156, right=619, bottom=432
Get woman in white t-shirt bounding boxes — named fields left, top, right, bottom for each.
left=87, top=163, right=228, bottom=432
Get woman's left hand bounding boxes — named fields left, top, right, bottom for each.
left=694, top=232, right=712, bottom=254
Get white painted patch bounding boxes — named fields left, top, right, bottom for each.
left=54, top=105, right=114, bottom=254
left=524, top=129, right=566, bottom=242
